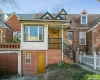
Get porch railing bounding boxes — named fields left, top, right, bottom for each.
left=63, top=42, right=76, bottom=62
left=0, top=43, right=20, bottom=49
left=48, top=38, right=62, bottom=49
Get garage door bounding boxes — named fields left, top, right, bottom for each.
left=0, top=54, right=18, bottom=75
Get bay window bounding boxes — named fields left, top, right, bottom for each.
left=79, top=32, right=86, bottom=45
left=24, top=26, right=43, bottom=41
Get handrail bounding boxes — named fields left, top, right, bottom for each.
left=63, top=42, right=75, bottom=62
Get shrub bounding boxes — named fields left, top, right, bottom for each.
left=45, top=62, right=100, bottom=80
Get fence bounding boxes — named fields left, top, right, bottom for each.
left=79, top=52, right=100, bottom=70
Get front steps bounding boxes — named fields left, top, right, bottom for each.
left=63, top=55, right=73, bottom=63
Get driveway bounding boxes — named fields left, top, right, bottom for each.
left=1, top=75, right=43, bottom=80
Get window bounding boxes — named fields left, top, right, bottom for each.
left=60, top=14, right=66, bottom=20
left=79, top=32, right=86, bottom=45
left=81, top=15, right=87, bottom=24
left=25, top=53, right=31, bottom=64
left=68, top=32, right=73, bottom=45
left=0, top=15, right=3, bottom=22
left=24, top=26, right=43, bottom=41
left=13, top=32, right=21, bottom=43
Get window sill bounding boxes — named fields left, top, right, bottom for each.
left=24, top=41, right=44, bottom=42
left=79, top=44, right=86, bottom=46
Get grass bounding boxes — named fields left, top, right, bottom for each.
left=45, top=62, right=100, bottom=80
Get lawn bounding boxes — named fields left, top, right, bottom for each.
left=44, top=62, right=100, bottom=80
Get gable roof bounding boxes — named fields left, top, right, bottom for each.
left=5, top=11, right=100, bottom=28
left=59, top=9, right=67, bottom=14
left=76, top=9, right=88, bottom=19
left=40, top=12, right=54, bottom=19
left=55, top=9, right=67, bottom=19
left=5, top=12, right=19, bottom=22
left=0, top=22, right=12, bottom=31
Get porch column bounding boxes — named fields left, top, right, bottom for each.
left=62, top=25, right=64, bottom=62
left=18, top=50, right=21, bottom=76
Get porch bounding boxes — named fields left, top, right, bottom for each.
left=48, top=24, right=68, bottom=49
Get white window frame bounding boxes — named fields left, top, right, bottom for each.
left=81, top=15, right=87, bottom=24
left=24, top=26, right=43, bottom=41
left=13, top=31, right=21, bottom=38
left=0, top=29, right=2, bottom=43
left=79, top=32, right=86, bottom=45
left=0, top=14, right=3, bottom=22
left=25, top=53, right=31, bottom=64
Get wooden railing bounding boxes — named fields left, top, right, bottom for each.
left=0, top=43, right=20, bottom=49
left=48, top=38, right=62, bottom=49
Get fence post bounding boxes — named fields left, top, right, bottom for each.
left=94, top=52, right=96, bottom=69
left=99, top=52, right=100, bottom=69
left=79, top=54, right=82, bottom=64
left=83, top=53, right=86, bottom=64
left=76, top=51, right=79, bottom=64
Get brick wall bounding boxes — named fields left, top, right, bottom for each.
left=0, top=28, right=13, bottom=43
left=6, top=14, right=21, bottom=31
left=94, top=24, right=100, bottom=52
left=87, top=31, right=92, bottom=53
left=47, top=49, right=62, bottom=64
left=22, top=50, right=46, bottom=76
left=69, top=29, right=87, bottom=52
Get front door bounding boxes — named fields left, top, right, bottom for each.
left=49, top=29, right=60, bottom=48
left=37, top=52, right=45, bottom=74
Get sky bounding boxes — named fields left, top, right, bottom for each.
left=0, top=0, right=100, bottom=14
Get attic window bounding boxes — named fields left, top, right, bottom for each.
left=45, top=16, right=50, bottom=19
left=60, top=14, right=66, bottom=20
left=81, top=15, right=87, bottom=24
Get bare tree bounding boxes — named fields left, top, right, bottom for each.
left=0, top=0, right=19, bottom=8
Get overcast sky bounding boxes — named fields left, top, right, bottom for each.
left=0, top=0, right=100, bottom=14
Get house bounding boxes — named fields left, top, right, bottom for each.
left=0, top=9, right=100, bottom=76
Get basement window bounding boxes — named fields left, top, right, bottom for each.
left=25, top=53, right=31, bottom=64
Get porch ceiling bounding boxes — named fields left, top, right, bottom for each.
left=48, top=24, right=70, bottom=29
left=20, top=19, right=68, bottom=25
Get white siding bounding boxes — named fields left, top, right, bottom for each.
left=21, top=24, right=48, bottom=50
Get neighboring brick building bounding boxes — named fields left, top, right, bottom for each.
left=0, top=9, right=100, bottom=76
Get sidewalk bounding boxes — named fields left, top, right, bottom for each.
left=80, top=64, right=100, bottom=74
left=1, top=75, right=43, bottom=80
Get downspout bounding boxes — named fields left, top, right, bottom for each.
left=62, top=25, right=64, bottom=62
left=92, top=28, right=95, bottom=54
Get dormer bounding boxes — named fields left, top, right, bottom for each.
left=55, top=9, right=68, bottom=20
left=0, top=9, right=9, bottom=22
left=40, top=12, right=54, bottom=19
left=76, top=10, right=88, bottom=24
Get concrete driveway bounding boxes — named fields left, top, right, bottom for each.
left=1, top=75, right=43, bottom=80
